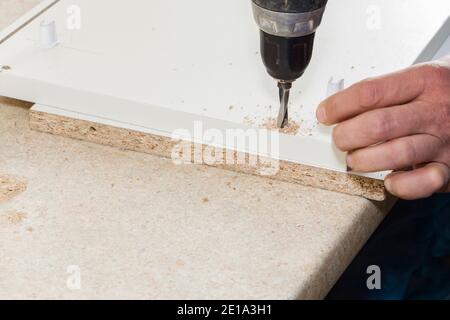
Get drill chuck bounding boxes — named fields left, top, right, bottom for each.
left=260, top=30, right=315, bottom=82
left=251, top=0, right=328, bottom=38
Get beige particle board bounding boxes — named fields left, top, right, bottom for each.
left=0, top=174, right=27, bottom=203
left=29, top=107, right=386, bottom=201
left=0, top=99, right=394, bottom=300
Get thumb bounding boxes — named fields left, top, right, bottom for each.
left=385, top=162, right=450, bottom=200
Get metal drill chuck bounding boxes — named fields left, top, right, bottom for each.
left=251, top=0, right=328, bottom=38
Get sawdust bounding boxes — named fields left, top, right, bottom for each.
left=2, top=210, right=27, bottom=225
left=262, top=118, right=301, bottom=135
left=0, top=175, right=27, bottom=203
left=243, top=116, right=255, bottom=126
left=243, top=115, right=301, bottom=135
left=176, top=259, right=186, bottom=267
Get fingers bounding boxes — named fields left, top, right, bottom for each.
left=385, top=162, right=450, bottom=200
left=317, top=65, right=427, bottom=125
left=347, top=134, right=442, bottom=172
left=333, top=101, right=429, bottom=151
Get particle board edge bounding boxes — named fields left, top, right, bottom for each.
left=29, top=108, right=387, bottom=201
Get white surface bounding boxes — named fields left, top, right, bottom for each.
left=434, top=22, right=450, bottom=60
left=0, top=0, right=449, bottom=178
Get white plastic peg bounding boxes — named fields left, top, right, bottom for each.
left=39, top=20, right=58, bottom=49
left=327, top=77, right=345, bottom=97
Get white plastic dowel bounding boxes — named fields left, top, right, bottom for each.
left=327, top=78, right=345, bottom=97
left=39, top=20, right=58, bottom=49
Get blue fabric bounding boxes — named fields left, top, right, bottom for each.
left=326, top=194, right=450, bottom=300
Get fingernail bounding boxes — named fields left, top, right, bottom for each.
left=384, top=178, right=392, bottom=192
left=316, top=105, right=327, bottom=124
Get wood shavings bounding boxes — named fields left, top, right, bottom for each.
left=2, top=210, right=27, bottom=225
left=0, top=175, right=27, bottom=203
left=243, top=116, right=255, bottom=126
left=262, top=118, right=301, bottom=135
left=243, top=115, right=303, bottom=136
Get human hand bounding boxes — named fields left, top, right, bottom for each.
left=316, top=56, right=450, bottom=200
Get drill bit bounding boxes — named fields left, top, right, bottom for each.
left=277, top=81, right=292, bottom=128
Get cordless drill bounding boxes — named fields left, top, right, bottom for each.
left=251, top=0, right=328, bottom=128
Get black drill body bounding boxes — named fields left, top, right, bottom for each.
left=254, top=0, right=327, bottom=81
left=260, top=31, right=315, bottom=82
left=252, top=0, right=328, bottom=127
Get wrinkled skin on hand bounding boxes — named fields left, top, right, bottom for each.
left=317, top=56, right=450, bottom=200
